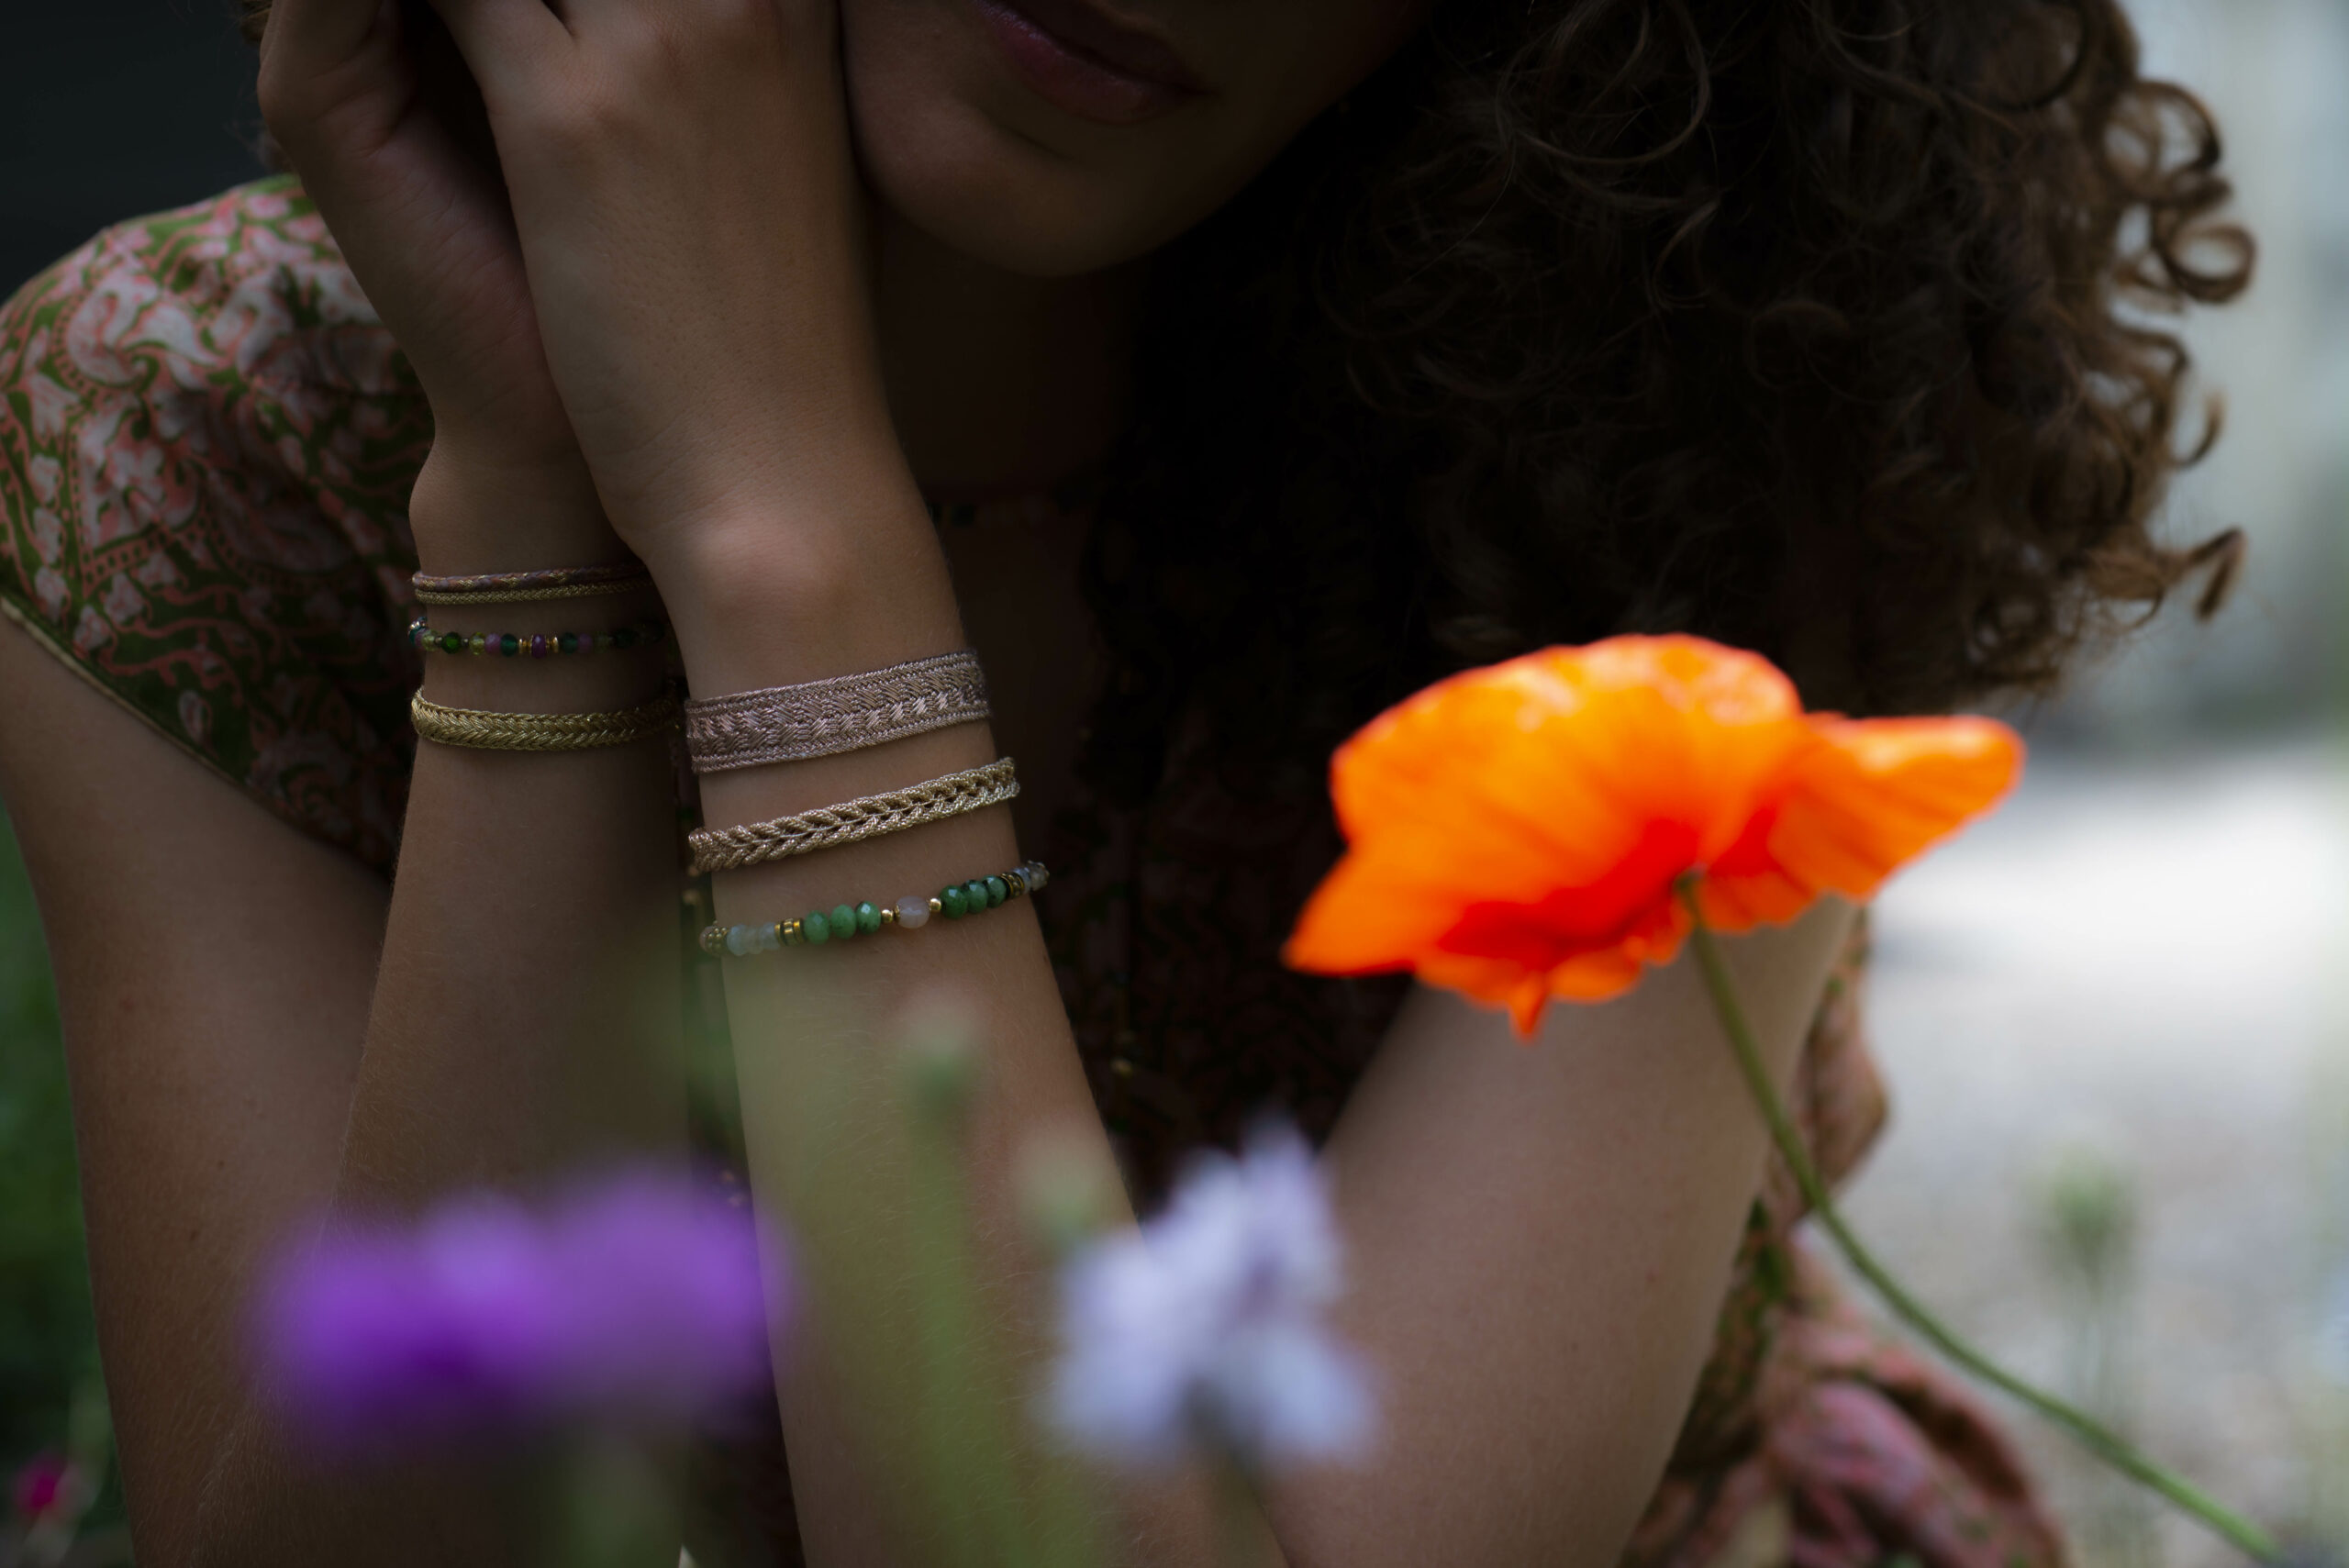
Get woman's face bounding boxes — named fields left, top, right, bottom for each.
left=841, top=0, right=1433, bottom=277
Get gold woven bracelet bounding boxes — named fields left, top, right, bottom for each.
left=410, top=693, right=682, bottom=752
left=687, top=759, right=1019, bottom=876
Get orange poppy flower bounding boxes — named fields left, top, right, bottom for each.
left=1283, top=637, right=2021, bottom=1036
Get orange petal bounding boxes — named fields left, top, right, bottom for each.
left=1281, top=849, right=1465, bottom=976
left=1714, top=716, right=2021, bottom=914
left=1287, top=637, right=1809, bottom=1010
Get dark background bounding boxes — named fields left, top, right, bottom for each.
left=2, top=0, right=267, bottom=299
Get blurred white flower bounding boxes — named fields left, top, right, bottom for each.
left=1046, top=1125, right=1375, bottom=1471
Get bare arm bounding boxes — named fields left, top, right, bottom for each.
left=0, top=508, right=685, bottom=1568
left=0, top=2, right=697, bottom=1561
left=0, top=622, right=384, bottom=1568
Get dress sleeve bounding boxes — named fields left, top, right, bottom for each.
left=0, top=178, right=433, bottom=874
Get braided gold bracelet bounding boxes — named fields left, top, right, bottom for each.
left=410, top=693, right=682, bottom=752
left=686, top=759, right=1019, bottom=876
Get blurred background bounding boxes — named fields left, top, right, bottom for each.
left=0, top=1, right=2343, bottom=1563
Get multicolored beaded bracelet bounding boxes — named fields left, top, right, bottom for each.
left=700, top=861, right=1049, bottom=957
left=407, top=617, right=670, bottom=659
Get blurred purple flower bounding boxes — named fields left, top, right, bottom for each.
left=1047, top=1125, right=1376, bottom=1471
left=255, top=1170, right=783, bottom=1450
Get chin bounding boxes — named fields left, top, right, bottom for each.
left=849, top=84, right=1149, bottom=280
left=838, top=0, right=1282, bottom=281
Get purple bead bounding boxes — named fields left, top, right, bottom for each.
left=529, top=635, right=549, bottom=660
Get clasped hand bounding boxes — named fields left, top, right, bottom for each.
left=260, top=0, right=906, bottom=592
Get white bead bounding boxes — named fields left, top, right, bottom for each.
left=896, top=896, right=932, bottom=930
left=1023, top=862, right=1050, bottom=892
left=726, top=925, right=753, bottom=957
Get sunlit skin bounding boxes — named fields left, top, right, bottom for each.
left=0, top=3, right=1865, bottom=1565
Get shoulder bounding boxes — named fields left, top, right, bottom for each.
left=0, top=179, right=432, bottom=873
left=2, top=175, right=411, bottom=403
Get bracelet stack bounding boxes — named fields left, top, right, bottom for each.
left=684, top=648, right=1034, bottom=951
left=407, top=562, right=678, bottom=754
left=701, top=861, right=1049, bottom=957
left=406, top=550, right=1025, bottom=927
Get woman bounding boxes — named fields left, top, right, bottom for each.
left=0, top=0, right=2247, bottom=1563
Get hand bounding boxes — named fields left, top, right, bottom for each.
left=258, top=0, right=618, bottom=570
left=417, top=0, right=911, bottom=584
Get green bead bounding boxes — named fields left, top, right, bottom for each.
left=500, top=634, right=521, bottom=657
left=439, top=631, right=462, bottom=654
left=984, top=875, right=1008, bottom=907
left=469, top=634, right=488, bottom=656
left=829, top=904, right=857, bottom=941
left=855, top=901, right=883, bottom=935
left=963, top=880, right=991, bottom=913
left=613, top=627, right=638, bottom=651
left=803, top=909, right=831, bottom=945
left=558, top=632, right=579, bottom=655
left=939, top=885, right=969, bottom=919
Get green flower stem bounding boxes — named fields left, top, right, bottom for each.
left=1674, top=883, right=2279, bottom=1563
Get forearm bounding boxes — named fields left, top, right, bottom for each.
left=347, top=463, right=685, bottom=1218
left=658, top=473, right=1158, bottom=1564
left=194, top=469, right=688, bottom=1567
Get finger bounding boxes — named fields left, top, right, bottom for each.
left=425, top=0, right=573, bottom=107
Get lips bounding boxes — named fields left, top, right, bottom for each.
left=969, top=0, right=1208, bottom=125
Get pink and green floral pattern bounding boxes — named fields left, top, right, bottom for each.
left=0, top=175, right=430, bottom=869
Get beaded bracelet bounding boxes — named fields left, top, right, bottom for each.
left=700, top=861, right=1049, bottom=956
left=408, top=617, right=670, bottom=659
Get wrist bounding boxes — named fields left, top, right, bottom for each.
left=648, top=484, right=966, bottom=698
left=410, top=440, right=625, bottom=578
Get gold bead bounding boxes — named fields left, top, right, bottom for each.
left=879, top=905, right=897, bottom=926
left=928, top=896, right=943, bottom=915
left=698, top=925, right=726, bottom=956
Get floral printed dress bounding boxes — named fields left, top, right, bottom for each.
left=0, top=180, right=2065, bottom=1568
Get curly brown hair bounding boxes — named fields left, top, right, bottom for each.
left=1078, top=0, right=2251, bottom=801
left=240, top=0, right=2251, bottom=803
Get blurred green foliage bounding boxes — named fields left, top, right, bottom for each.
left=0, top=814, right=103, bottom=1477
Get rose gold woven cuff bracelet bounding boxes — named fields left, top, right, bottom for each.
left=684, top=650, right=991, bottom=774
